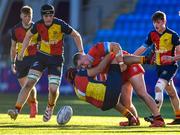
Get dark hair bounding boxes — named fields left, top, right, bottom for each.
left=73, top=52, right=82, bottom=67
left=152, top=11, right=166, bottom=22
left=41, top=4, right=55, bottom=16
left=21, top=5, right=32, bottom=15
left=65, top=67, right=77, bottom=85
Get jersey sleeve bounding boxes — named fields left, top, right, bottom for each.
left=172, top=32, right=180, bottom=46
left=88, top=43, right=106, bottom=58
left=88, top=42, right=108, bottom=66
left=30, top=23, right=38, bottom=34
left=60, top=20, right=73, bottom=34
left=103, top=42, right=111, bottom=54
left=11, top=28, right=16, bottom=41
left=143, top=32, right=153, bottom=48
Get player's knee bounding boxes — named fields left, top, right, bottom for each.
left=48, top=75, right=60, bottom=93
left=49, top=85, right=59, bottom=95
left=155, top=79, right=167, bottom=92
left=49, top=80, right=59, bottom=95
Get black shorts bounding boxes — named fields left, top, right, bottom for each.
left=15, top=56, right=36, bottom=79
left=156, top=64, right=178, bottom=82
left=31, top=52, right=64, bottom=76
left=101, top=64, right=122, bottom=111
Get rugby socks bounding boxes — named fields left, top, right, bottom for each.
left=48, top=102, right=55, bottom=108
left=140, top=56, right=153, bottom=64
left=140, top=56, right=151, bottom=64
left=15, top=103, right=22, bottom=113
left=122, top=108, right=134, bottom=119
left=175, top=111, right=180, bottom=120
left=140, top=56, right=146, bottom=64
left=153, top=115, right=164, bottom=122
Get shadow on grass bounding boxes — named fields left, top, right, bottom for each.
left=0, top=124, right=180, bottom=133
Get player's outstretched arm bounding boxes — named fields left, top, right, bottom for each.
left=18, top=30, right=33, bottom=61
left=70, top=29, right=84, bottom=54
left=123, top=55, right=152, bottom=65
left=134, top=45, right=147, bottom=55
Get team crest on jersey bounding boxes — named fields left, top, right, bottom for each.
left=163, top=38, right=170, bottom=46
left=162, top=70, right=167, bottom=75
left=133, top=67, right=137, bottom=72
left=53, top=31, right=58, bottom=38
left=33, top=61, right=39, bottom=66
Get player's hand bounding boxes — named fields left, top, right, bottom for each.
left=161, top=55, right=174, bottom=65
left=18, top=52, right=24, bottom=61
left=11, top=63, right=16, bottom=74
left=120, top=64, right=127, bottom=72
left=116, top=54, right=123, bottom=63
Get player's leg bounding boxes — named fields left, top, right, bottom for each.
left=43, top=66, right=62, bottom=122
left=16, top=57, right=38, bottom=118
left=154, top=78, right=167, bottom=111
left=120, top=82, right=138, bottom=117
left=120, top=64, right=145, bottom=120
left=115, top=100, right=139, bottom=126
left=119, top=82, right=140, bottom=126
left=8, top=69, right=42, bottom=120
left=130, top=73, right=161, bottom=116
left=165, top=80, right=180, bottom=124
left=130, top=73, right=165, bottom=127
left=155, top=65, right=178, bottom=112
left=18, top=77, right=38, bottom=118
left=28, top=86, right=38, bottom=118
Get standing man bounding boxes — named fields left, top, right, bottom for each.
left=10, top=6, right=38, bottom=118
left=8, top=4, right=84, bottom=122
left=134, top=11, right=180, bottom=124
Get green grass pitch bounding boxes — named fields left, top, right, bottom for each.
left=0, top=93, right=180, bottom=135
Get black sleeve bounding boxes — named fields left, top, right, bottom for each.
left=30, top=23, right=38, bottom=34
left=172, top=32, right=180, bottom=46
left=60, top=20, right=73, bottom=34
left=144, top=32, right=153, bottom=47
left=11, top=28, right=16, bottom=41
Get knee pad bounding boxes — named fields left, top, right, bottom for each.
left=48, top=75, right=61, bottom=87
left=155, top=79, right=167, bottom=108
left=155, top=79, right=167, bottom=92
left=27, top=72, right=41, bottom=83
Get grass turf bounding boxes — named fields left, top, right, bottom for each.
left=0, top=93, right=179, bottom=135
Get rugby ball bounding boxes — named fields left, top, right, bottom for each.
left=57, top=106, right=73, bottom=125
